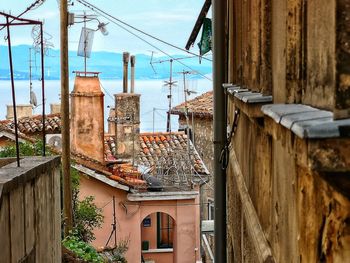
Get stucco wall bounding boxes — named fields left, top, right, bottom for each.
left=79, top=175, right=201, bottom=263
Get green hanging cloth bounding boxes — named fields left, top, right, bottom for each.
left=198, top=18, right=212, bottom=56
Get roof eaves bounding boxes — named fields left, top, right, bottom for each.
left=73, top=164, right=130, bottom=192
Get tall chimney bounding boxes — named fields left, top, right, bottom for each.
left=122, top=52, right=130, bottom=93
left=130, top=55, right=136, bottom=93
left=115, top=93, right=140, bottom=160
left=70, top=73, right=105, bottom=163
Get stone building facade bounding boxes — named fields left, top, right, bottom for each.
left=171, top=91, right=215, bottom=262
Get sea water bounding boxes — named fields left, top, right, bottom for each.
left=0, top=79, right=212, bottom=132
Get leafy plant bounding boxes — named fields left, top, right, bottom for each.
left=111, top=237, right=130, bottom=263
left=74, top=195, right=104, bottom=243
left=0, top=140, right=52, bottom=157
left=63, top=232, right=103, bottom=263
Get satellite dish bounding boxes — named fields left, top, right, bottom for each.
left=30, top=90, right=38, bottom=107
left=46, top=134, right=62, bottom=149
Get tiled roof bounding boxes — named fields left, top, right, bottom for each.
left=105, top=132, right=209, bottom=175
left=0, top=114, right=61, bottom=134
left=170, top=91, right=213, bottom=118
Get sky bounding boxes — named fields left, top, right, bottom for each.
left=0, top=0, right=210, bottom=55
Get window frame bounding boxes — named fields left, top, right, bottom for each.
left=156, top=212, right=174, bottom=249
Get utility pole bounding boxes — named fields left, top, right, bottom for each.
left=60, top=0, right=73, bottom=235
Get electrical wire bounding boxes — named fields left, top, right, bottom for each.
left=99, top=81, right=115, bottom=103
left=75, top=0, right=212, bottom=62
left=0, top=0, right=46, bottom=31
left=74, top=0, right=212, bottom=81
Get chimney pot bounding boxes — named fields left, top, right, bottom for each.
left=130, top=55, right=136, bottom=93
left=122, top=52, right=130, bottom=93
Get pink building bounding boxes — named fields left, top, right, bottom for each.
left=70, top=73, right=209, bottom=263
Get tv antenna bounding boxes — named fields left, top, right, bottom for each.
left=74, top=12, right=109, bottom=76
left=150, top=56, right=200, bottom=132
left=157, top=59, right=177, bottom=132
left=179, top=70, right=198, bottom=153
left=148, top=50, right=157, bottom=74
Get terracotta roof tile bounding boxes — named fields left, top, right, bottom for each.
left=104, top=132, right=209, bottom=175
left=0, top=114, right=61, bottom=134
left=170, top=91, right=213, bottom=118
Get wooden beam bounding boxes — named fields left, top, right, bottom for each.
left=185, top=0, right=211, bottom=50
left=334, top=0, right=350, bottom=119
left=230, top=150, right=275, bottom=263
left=260, top=0, right=272, bottom=95
left=285, top=0, right=305, bottom=103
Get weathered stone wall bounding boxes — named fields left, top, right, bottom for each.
left=114, top=93, right=140, bottom=160
left=178, top=116, right=213, bottom=176
left=178, top=114, right=214, bottom=262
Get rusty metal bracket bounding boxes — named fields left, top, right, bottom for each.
left=219, top=109, right=240, bottom=170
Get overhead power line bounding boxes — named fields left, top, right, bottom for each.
left=74, top=0, right=212, bottom=81
left=0, top=0, right=46, bottom=31
left=75, top=0, right=212, bottom=62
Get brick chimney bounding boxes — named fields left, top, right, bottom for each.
left=114, top=93, right=140, bottom=160
left=6, top=104, right=33, bottom=120
left=70, top=73, right=105, bottom=163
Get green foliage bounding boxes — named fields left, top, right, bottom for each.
left=63, top=232, right=103, bottom=263
left=0, top=140, right=52, bottom=157
left=111, top=238, right=129, bottom=263
left=74, top=195, right=104, bottom=243
left=62, top=168, right=105, bottom=261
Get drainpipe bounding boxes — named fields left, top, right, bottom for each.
left=213, top=0, right=227, bottom=262
left=130, top=55, right=135, bottom=93
left=122, top=52, right=130, bottom=93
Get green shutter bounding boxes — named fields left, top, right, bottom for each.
left=198, top=18, right=212, bottom=56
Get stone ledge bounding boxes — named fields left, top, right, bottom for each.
left=224, top=84, right=273, bottom=104
left=142, top=248, right=173, bottom=253
left=128, top=191, right=198, bottom=201
left=0, top=156, right=60, bottom=198
left=262, top=104, right=350, bottom=139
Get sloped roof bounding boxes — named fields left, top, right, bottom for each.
left=0, top=113, right=209, bottom=190
left=104, top=132, right=209, bottom=176
left=170, top=91, right=213, bottom=118
left=0, top=114, right=61, bottom=134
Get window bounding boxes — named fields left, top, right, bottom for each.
left=208, top=199, right=214, bottom=220
left=157, top=212, right=174, bottom=248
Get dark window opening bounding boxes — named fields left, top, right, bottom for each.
left=157, top=212, right=174, bottom=249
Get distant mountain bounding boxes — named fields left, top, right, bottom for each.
left=0, top=45, right=212, bottom=80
